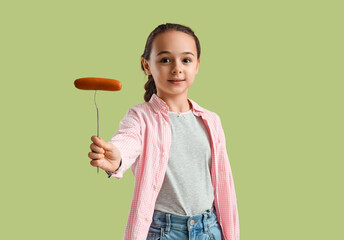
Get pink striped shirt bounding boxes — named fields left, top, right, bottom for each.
left=108, top=93, right=240, bottom=240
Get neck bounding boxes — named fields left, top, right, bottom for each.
left=157, top=92, right=192, bottom=113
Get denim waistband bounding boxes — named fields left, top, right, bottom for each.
left=150, top=206, right=218, bottom=232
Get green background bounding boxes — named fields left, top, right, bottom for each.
left=1, top=0, right=343, bottom=239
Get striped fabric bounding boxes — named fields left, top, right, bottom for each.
left=108, top=93, right=240, bottom=240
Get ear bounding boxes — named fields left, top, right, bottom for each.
left=195, top=58, right=200, bottom=75
left=141, top=58, right=152, bottom=75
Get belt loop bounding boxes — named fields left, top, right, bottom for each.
left=165, top=213, right=171, bottom=234
left=202, top=212, right=208, bottom=233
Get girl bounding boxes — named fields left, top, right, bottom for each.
left=88, top=23, right=240, bottom=240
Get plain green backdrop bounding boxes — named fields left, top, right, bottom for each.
left=1, top=0, right=343, bottom=239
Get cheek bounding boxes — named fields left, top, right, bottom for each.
left=151, top=64, right=161, bottom=71
left=155, top=66, right=169, bottom=76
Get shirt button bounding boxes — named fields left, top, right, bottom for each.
left=153, top=185, right=158, bottom=189
left=162, top=152, right=167, bottom=157
left=145, top=217, right=151, bottom=222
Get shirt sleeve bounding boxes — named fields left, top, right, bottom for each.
left=107, top=108, right=142, bottom=179
left=215, top=113, right=240, bottom=240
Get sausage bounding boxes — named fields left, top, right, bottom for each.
left=74, top=77, right=122, bottom=91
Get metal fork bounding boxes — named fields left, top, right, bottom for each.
left=94, top=90, right=99, bottom=174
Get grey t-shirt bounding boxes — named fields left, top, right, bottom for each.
left=154, top=110, right=215, bottom=216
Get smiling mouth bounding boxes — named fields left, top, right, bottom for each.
left=168, top=80, right=185, bottom=82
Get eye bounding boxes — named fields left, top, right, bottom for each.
left=183, top=58, right=191, bottom=63
left=160, top=58, right=170, bottom=63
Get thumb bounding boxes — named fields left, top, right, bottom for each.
left=98, top=137, right=115, bottom=152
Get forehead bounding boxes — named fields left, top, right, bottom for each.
left=151, top=30, right=197, bottom=55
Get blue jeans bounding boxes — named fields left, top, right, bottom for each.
left=146, top=206, right=223, bottom=240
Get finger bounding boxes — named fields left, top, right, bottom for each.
left=90, top=143, right=105, bottom=154
left=90, top=158, right=119, bottom=172
left=90, top=159, right=102, bottom=168
left=91, top=136, right=114, bottom=152
left=88, top=151, right=105, bottom=160
left=91, top=135, right=101, bottom=146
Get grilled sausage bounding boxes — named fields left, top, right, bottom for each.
left=74, top=77, right=122, bottom=91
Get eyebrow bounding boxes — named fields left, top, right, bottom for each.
left=156, top=51, right=195, bottom=57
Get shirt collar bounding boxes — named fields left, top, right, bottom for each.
left=149, top=93, right=204, bottom=116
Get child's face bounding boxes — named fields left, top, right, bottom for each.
left=142, top=30, right=200, bottom=99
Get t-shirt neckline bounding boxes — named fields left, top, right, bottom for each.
left=168, top=109, right=192, bottom=115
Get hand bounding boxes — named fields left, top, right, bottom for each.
left=88, top=136, right=122, bottom=172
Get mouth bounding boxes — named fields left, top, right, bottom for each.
left=168, top=79, right=185, bottom=82
left=168, top=79, right=185, bottom=85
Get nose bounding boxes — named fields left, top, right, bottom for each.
left=171, top=61, right=182, bottom=74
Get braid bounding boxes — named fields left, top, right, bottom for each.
left=144, top=75, right=157, bottom=102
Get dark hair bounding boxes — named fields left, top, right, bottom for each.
left=141, top=23, right=201, bottom=102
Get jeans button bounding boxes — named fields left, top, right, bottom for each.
left=190, top=220, right=195, bottom=225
